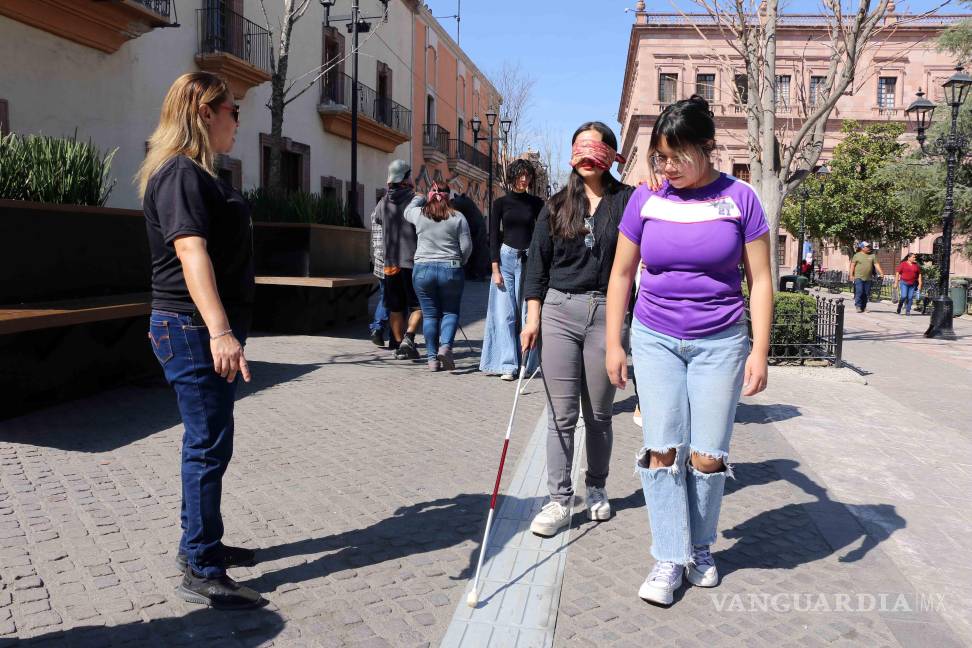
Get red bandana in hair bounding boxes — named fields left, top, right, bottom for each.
left=427, top=187, right=448, bottom=202
left=570, top=139, right=626, bottom=171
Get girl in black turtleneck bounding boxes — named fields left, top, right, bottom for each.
left=479, top=159, right=544, bottom=380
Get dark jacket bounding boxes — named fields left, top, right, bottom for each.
left=450, top=193, right=490, bottom=279
left=374, top=185, right=417, bottom=269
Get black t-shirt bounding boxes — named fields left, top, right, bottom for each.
left=143, top=155, right=254, bottom=314
left=523, top=184, right=635, bottom=302
left=490, top=191, right=545, bottom=262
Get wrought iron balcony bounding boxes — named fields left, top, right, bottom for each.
left=321, top=73, right=412, bottom=137
left=197, top=7, right=272, bottom=74
left=423, top=124, right=451, bottom=157
left=132, top=0, right=171, bottom=17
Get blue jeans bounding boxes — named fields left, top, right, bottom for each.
left=412, top=262, right=464, bottom=360
left=370, top=278, right=388, bottom=334
left=631, top=318, right=749, bottom=564
left=899, top=281, right=917, bottom=314
left=149, top=310, right=247, bottom=578
left=854, top=278, right=872, bottom=311
left=479, top=244, right=538, bottom=374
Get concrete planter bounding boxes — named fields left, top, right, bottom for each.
left=253, top=222, right=370, bottom=277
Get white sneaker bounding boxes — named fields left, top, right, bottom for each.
left=685, top=544, right=719, bottom=587
left=638, top=561, right=684, bottom=606
left=586, top=486, right=611, bottom=521
left=530, top=501, right=570, bottom=537
left=500, top=373, right=516, bottom=381
left=632, top=410, right=643, bottom=428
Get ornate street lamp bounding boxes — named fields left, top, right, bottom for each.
left=472, top=110, right=507, bottom=228
left=906, top=66, right=972, bottom=340
left=791, top=164, right=830, bottom=276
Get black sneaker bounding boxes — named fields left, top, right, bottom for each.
left=396, top=337, right=420, bottom=360
left=176, top=569, right=265, bottom=609
left=370, top=328, right=385, bottom=347
left=175, top=545, right=257, bottom=572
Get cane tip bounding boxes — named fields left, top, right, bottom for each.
left=466, top=591, right=478, bottom=608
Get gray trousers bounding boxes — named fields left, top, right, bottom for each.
left=540, top=289, right=622, bottom=505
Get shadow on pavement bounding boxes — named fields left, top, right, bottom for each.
left=718, top=459, right=905, bottom=578
left=3, top=606, right=286, bottom=648
left=0, top=360, right=322, bottom=452
left=735, top=402, right=801, bottom=424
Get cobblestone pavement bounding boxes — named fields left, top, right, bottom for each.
left=0, top=280, right=545, bottom=646
left=0, top=281, right=967, bottom=647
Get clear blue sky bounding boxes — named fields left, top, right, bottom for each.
left=428, top=0, right=962, bottom=173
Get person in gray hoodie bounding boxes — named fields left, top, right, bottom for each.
left=373, top=160, right=422, bottom=359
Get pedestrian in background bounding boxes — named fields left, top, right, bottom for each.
left=368, top=199, right=389, bottom=347
left=521, top=122, right=634, bottom=538
left=138, top=72, right=262, bottom=609
left=480, top=159, right=544, bottom=380
left=406, top=183, right=472, bottom=371
left=895, top=252, right=923, bottom=316
left=849, top=241, right=884, bottom=313
left=605, top=95, right=772, bottom=606
left=375, top=160, right=423, bottom=359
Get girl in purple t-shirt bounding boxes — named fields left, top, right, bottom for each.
left=604, top=95, right=774, bottom=606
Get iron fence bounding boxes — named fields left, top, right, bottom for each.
left=197, top=7, right=273, bottom=74
left=321, top=73, right=412, bottom=136
left=133, top=0, right=171, bottom=17
left=423, top=124, right=450, bottom=155
left=449, top=139, right=488, bottom=170
left=748, top=295, right=845, bottom=366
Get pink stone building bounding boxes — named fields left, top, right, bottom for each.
left=618, top=8, right=972, bottom=277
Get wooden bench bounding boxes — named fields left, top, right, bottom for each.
left=253, top=273, right=377, bottom=334
left=0, top=293, right=151, bottom=335
left=0, top=293, right=156, bottom=419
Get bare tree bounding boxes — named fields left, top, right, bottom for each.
left=493, top=61, right=537, bottom=179
left=536, top=125, right=568, bottom=190
left=670, top=0, right=902, bottom=283
left=259, top=0, right=387, bottom=191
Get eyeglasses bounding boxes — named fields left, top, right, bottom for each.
left=584, top=216, right=595, bottom=249
left=218, top=103, right=240, bottom=123
left=649, top=154, right=687, bottom=171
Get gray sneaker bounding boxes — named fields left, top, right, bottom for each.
left=437, top=345, right=455, bottom=371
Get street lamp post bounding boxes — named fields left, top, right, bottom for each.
left=792, top=164, right=829, bottom=277
left=322, top=0, right=389, bottom=224
left=471, top=111, right=511, bottom=231
left=906, top=66, right=972, bottom=340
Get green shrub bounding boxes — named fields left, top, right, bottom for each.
left=0, top=131, right=116, bottom=206
left=770, top=292, right=818, bottom=359
left=244, top=188, right=361, bottom=228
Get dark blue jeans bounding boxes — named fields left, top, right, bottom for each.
left=149, top=310, right=247, bottom=578
left=854, top=279, right=872, bottom=311
left=412, top=262, right=464, bottom=360
left=369, top=278, right=388, bottom=334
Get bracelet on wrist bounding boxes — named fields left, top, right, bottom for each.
left=210, top=329, right=233, bottom=341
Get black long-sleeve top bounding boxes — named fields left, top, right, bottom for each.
left=490, top=191, right=545, bottom=262
left=523, top=184, right=635, bottom=302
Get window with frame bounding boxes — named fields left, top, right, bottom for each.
left=778, top=235, right=788, bottom=265
left=734, top=74, right=748, bottom=110
left=732, top=163, right=750, bottom=183
left=696, top=73, right=716, bottom=103
left=261, top=134, right=309, bottom=193
left=775, top=75, right=791, bottom=111
left=323, top=27, right=346, bottom=105
left=877, top=77, right=896, bottom=110
left=809, top=76, right=827, bottom=109
left=658, top=72, right=678, bottom=104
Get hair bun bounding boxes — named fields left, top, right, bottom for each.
left=687, top=94, right=714, bottom=117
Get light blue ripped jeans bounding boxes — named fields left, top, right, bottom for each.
left=631, top=318, right=749, bottom=564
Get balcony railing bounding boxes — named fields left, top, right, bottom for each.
left=133, top=0, right=171, bottom=17
left=423, top=124, right=450, bottom=156
left=321, top=72, right=412, bottom=136
left=197, top=7, right=273, bottom=74
left=448, top=139, right=491, bottom=172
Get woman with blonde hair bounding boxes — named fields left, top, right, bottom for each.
left=138, top=72, right=262, bottom=609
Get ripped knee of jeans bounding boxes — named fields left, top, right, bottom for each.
left=689, top=447, right=734, bottom=479
left=634, top=444, right=683, bottom=476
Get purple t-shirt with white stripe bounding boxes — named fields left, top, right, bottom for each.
left=618, top=173, right=769, bottom=339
